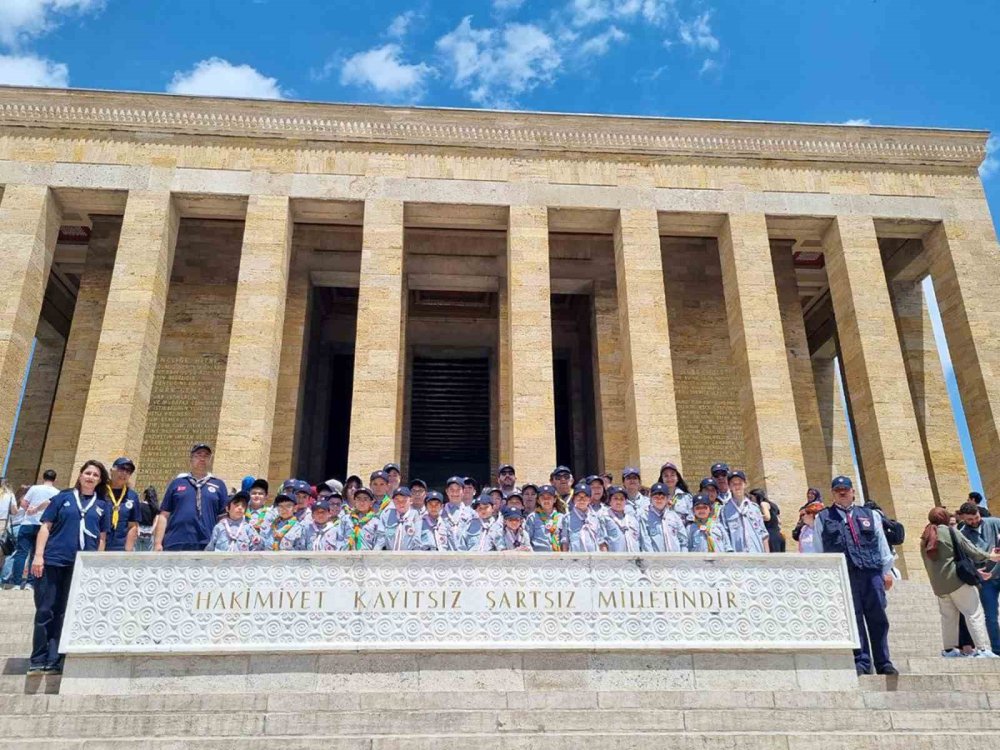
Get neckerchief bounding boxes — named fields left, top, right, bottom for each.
left=724, top=498, right=752, bottom=550
left=224, top=518, right=248, bottom=543
left=106, top=484, right=128, bottom=529
left=309, top=521, right=335, bottom=551
left=607, top=509, right=639, bottom=552
left=443, top=503, right=465, bottom=528
left=538, top=510, right=563, bottom=551
left=73, top=490, right=98, bottom=550
left=246, top=507, right=268, bottom=531
left=378, top=495, right=391, bottom=513
left=694, top=516, right=717, bottom=552
left=571, top=507, right=600, bottom=551
left=348, top=509, right=377, bottom=550
left=390, top=509, right=414, bottom=551
left=270, top=517, right=299, bottom=551
left=504, top=527, right=527, bottom=550
left=188, top=474, right=213, bottom=517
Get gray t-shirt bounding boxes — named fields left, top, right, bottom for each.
left=20, top=484, right=59, bottom=527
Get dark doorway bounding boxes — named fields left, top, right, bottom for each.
left=325, top=353, right=354, bottom=481
left=553, top=357, right=574, bottom=470
left=408, top=357, right=490, bottom=487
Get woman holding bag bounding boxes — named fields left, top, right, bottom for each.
left=920, top=506, right=1000, bottom=658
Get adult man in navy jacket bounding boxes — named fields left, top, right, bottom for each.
left=154, top=443, right=228, bottom=551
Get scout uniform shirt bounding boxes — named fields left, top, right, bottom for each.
left=486, top=524, right=532, bottom=551
left=671, top=490, right=695, bottom=525
left=263, top=516, right=304, bottom=551
left=638, top=506, right=688, bottom=552
left=719, top=497, right=769, bottom=553
left=338, top=509, right=384, bottom=551
left=205, top=518, right=264, bottom=552
left=627, top=493, right=650, bottom=515
left=560, top=507, right=607, bottom=552
left=440, top=502, right=473, bottom=550
left=687, top=516, right=732, bottom=552
left=380, top=507, right=423, bottom=551
left=526, top=509, right=563, bottom=552
left=600, top=507, right=641, bottom=552
left=301, top=520, right=342, bottom=551
left=420, top=515, right=452, bottom=551
left=39, top=490, right=111, bottom=566
left=161, top=473, right=228, bottom=550
left=460, top=517, right=493, bottom=551
left=104, top=484, right=140, bottom=551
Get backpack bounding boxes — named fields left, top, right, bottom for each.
left=882, top=515, right=905, bottom=547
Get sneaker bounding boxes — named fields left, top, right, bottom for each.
left=41, top=664, right=62, bottom=674
left=974, top=649, right=1000, bottom=659
left=1, top=583, right=13, bottom=590
left=877, top=665, right=899, bottom=676
left=942, top=648, right=964, bottom=658
left=25, top=664, right=46, bottom=675
left=20, top=583, right=33, bottom=592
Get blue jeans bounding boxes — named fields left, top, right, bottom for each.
left=1, top=523, right=20, bottom=582
left=979, top=578, right=1000, bottom=655
left=11, top=524, right=39, bottom=587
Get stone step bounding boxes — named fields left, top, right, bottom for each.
left=5, top=708, right=1000, bottom=738
left=2, top=733, right=1000, bottom=750
left=860, top=672, right=1000, bottom=691
left=0, top=689, right=995, bottom=714
left=0, top=673, right=60, bottom=695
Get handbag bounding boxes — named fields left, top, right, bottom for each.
left=949, top=527, right=981, bottom=587
left=0, top=525, right=14, bottom=557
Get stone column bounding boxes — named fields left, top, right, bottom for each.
left=717, top=214, right=808, bottom=503
left=613, top=209, right=682, bottom=479
left=591, top=278, right=629, bottom=475
left=6, top=318, right=65, bottom=485
left=0, top=185, right=62, bottom=466
left=39, top=217, right=119, bottom=481
left=73, top=191, right=179, bottom=468
left=503, top=205, right=557, bottom=481
left=889, top=277, right=967, bottom=506
left=347, top=199, right=406, bottom=474
left=213, top=196, right=293, bottom=485
left=812, top=354, right=856, bottom=482
left=268, top=258, right=310, bottom=483
left=823, top=216, right=936, bottom=576
left=771, top=241, right=830, bottom=490
left=924, top=210, right=1000, bottom=505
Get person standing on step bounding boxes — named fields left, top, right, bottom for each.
left=718, top=471, right=769, bottom=553
left=621, top=467, right=649, bottom=515
left=956, top=501, right=1000, bottom=655
left=460, top=497, right=495, bottom=551
left=441, top=476, right=473, bottom=549
left=497, top=464, right=518, bottom=498
left=262, top=494, right=304, bottom=551
left=638, top=483, right=688, bottom=552
left=814, top=475, right=898, bottom=676
left=205, top=492, right=264, bottom=552
left=339, top=488, right=383, bottom=551
left=370, top=471, right=392, bottom=513
left=486, top=507, right=532, bottom=551
left=105, top=457, right=140, bottom=552
left=380, top=487, right=422, bottom=551
left=600, top=485, right=640, bottom=552
left=659, top=462, right=693, bottom=524
left=560, top=483, right=608, bottom=552
left=419, top=491, right=451, bottom=550
left=28, top=460, right=110, bottom=674
left=921, top=506, right=1000, bottom=659
left=383, top=463, right=403, bottom=495
left=155, top=444, right=228, bottom=552
left=550, top=466, right=575, bottom=510
left=687, top=494, right=732, bottom=553
left=710, top=463, right=732, bottom=503
left=10, top=469, right=60, bottom=590
left=408, top=479, right=428, bottom=515
left=300, top=499, right=341, bottom=551
left=526, top=484, right=564, bottom=552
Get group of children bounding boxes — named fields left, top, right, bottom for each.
left=204, top=460, right=773, bottom=555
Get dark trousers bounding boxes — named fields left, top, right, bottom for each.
left=164, top=543, right=205, bottom=551
left=30, top=564, right=74, bottom=669
left=848, top=567, right=892, bottom=673
left=11, top=525, right=39, bottom=586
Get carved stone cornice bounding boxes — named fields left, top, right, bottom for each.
left=0, top=86, right=988, bottom=170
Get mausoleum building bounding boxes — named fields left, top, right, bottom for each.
left=0, top=86, right=997, bottom=574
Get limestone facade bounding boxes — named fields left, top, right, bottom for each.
left=0, top=86, right=995, bottom=573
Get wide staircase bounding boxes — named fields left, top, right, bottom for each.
left=1, top=579, right=998, bottom=748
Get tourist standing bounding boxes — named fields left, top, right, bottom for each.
left=750, top=488, right=784, bottom=553
left=0, top=478, right=17, bottom=583
left=28, top=460, right=110, bottom=674
left=956, top=501, right=1000, bottom=655
left=105, top=457, right=139, bottom=552
left=814, top=475, right=898, bottom=676
left=133, top=487, right=160, bottom=552
left=920, top=506, right=1000, bottom=658
left=10, top=469, right=60, bottom=589
left=794, top=499, right=825, bottom=553
left=155, top=444, right=228, bottom=552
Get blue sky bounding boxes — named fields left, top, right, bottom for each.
left=0, top=0, right=996, bottom=493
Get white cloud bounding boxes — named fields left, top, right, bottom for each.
left=0, top=0, right=102, bottom=48
left=167, top=58, right=287, bottom=99
left=387, top=11, right=416, bottom=39
left=979, top=135, right=998, bottom=179
left=0, top=52, right=67, bottom=86
left=580, top=25, right=627, bottom=56
left=567, top=0, right=673, bottom=27
left=678, top=11, right=718, bottom=52
left=341, top=43, right=433, bottom=98
left=436, top=16, right=561, bottom=107
left=493, top=0, right=526, bottom=10
left=842, top=118, right=872, bottom=126
left=699, top=58, right=720, bottom=76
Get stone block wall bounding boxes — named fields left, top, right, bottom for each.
left=662, top=238, right=748, bottom=481
left=136, top=220, right=241, bottom=492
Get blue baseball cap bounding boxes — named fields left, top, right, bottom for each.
left=112, top=456, right=136, bottom=472
left=392, top=486, right=411, bottom=498
left=650, top=482, right=669, bottom=496
left=622, top=466, right=641, bottom=479
left=832, top=475, right=853, bottom=490
left=728, top=470, right=747, bottom=482
left=502, top=507, right=524, bottom=520
left=692, top=494, right=712, bottom=508
left=607, top=484, right=627, bottom=499
left=711, top=462, right=730, bottom=476
left=313, top=499, right=332, bottom=512
left=369, top=470, right=390, bottom=483
left=445, top=476, right=465, bottom=488
left=425, top=490, right=444, bottom=504
left=550, top=465, right=573, bottom=478
left=572, top=482, right=591, bottom=498
left=537, top=484, right=557, bottom=496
